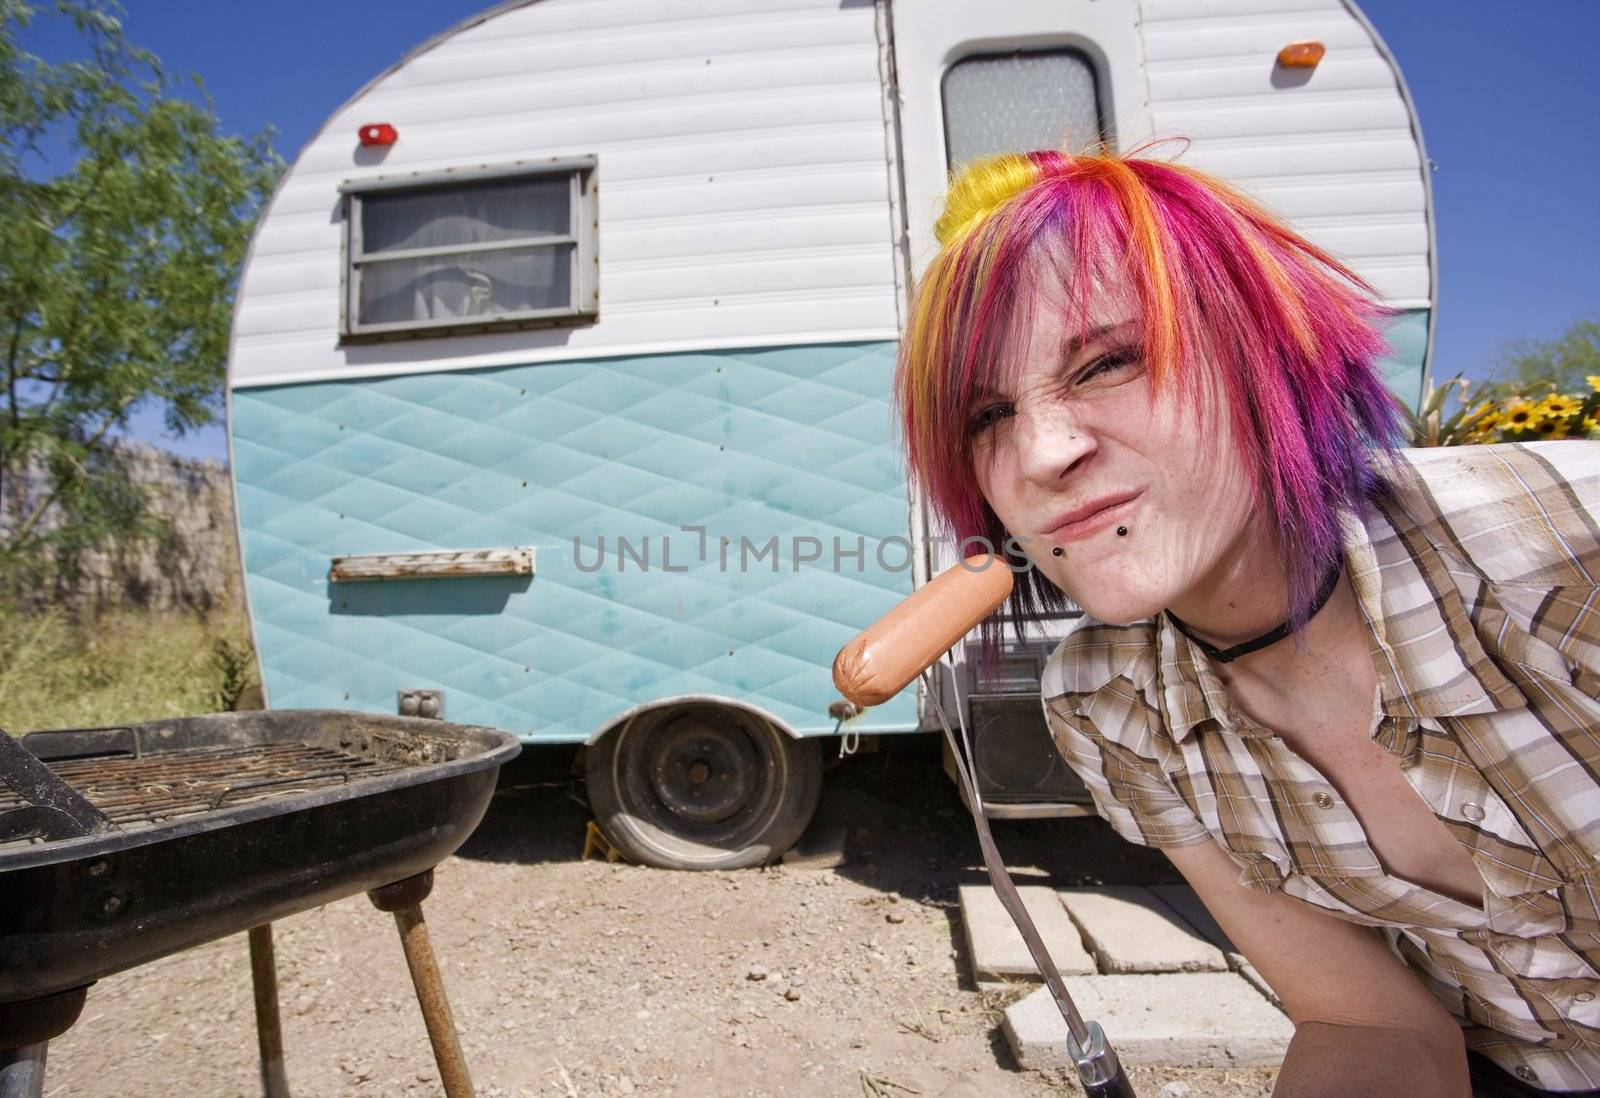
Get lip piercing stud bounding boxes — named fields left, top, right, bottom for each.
left=1117, top=526, right=1128, bottom=537
left=1051, top=547, right=1063, bottom=557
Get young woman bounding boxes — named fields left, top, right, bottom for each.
left=894, top=146, right=1600, bottom=1097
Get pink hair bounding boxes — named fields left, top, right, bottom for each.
left=895, top=148, right=1408, bottom=657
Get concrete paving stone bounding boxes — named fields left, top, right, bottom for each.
left=1002, top=973, right=1294, bottom=1070
left=1150, top=884, right=1282, bottom=1007
left=1149, top=884, right=1234, bottom=951
left=1058, top=886, right=1229, bottom=974
left=1233, top=958, right=1281, bottom=1007
left=959, top=883, right=1096, bottom=987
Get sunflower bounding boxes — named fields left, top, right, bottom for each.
left=1500, top=401, right=1542, bottom=432
left=1538, top=393, right=1582, bottom=420
left=1588, top=374, right=1600, bottom=393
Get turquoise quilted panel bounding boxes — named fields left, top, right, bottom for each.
left=230, top=342, right=919, bottom=742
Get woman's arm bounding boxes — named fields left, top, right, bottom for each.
left=1163, top=838, right=1470, bottom=1098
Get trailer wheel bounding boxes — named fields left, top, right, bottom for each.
left=584, top=703, right=823, bottom=870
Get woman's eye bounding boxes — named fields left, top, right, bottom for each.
left=1076, top=347, right=1141, bottom=384
left=967, top=402, right=1012, bottom=436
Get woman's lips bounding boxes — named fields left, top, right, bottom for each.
left=1043, top=492, right=1143, bottom=544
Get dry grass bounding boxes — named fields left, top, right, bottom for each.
left=0, top=602, right=257, bottom=734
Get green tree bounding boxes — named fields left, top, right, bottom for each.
left=1491, top=316, right=1600, bottom=393
left=0, top=0, right=282, bottom=588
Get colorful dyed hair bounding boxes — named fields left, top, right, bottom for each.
left=895, top=146, right=1408, bottom=659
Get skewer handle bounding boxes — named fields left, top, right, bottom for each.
left=1070, top=1020, right=1137, bottom=1097
left=1084, top=1075, right=1137, bottom=1098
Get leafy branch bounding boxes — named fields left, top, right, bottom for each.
left=0, top=0, right=284, bottom=592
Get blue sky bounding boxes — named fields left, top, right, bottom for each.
left=22, top=1, right=1600, bottom=461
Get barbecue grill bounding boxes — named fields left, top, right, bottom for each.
left=0, top=709, right=520, bottom=1098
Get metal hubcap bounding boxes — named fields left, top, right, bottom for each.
left=647, top=714, right=759, bottom=824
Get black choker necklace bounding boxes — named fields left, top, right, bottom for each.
left=1165, top=555, right=1345, bottom=665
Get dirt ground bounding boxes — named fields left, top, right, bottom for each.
left=48, top=737, right=1279, bottom=1098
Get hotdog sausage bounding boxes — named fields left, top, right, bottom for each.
left=831, top=554, right=1015, bottom=707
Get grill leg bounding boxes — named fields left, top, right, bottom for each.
left=0, top=1043, right=47, bottom=1098
left=248, top=924, right=292, bottom=1098
left=0, top=985, right=88, bottom=1098
left=369, top=870, right=473, bottom=1098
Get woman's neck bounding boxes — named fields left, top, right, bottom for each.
left=1163, top=515, right=1368, bottom=687
left=1164, top=512, right=1295, bottom=647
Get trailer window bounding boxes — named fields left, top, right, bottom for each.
left=942, top=50, right=1103, bottom=169
left=341, top=157, right=597, bottom=341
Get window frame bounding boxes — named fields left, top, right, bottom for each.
left=338, top=154, right=599, bottom=343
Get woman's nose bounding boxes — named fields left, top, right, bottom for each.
left=1013, top=401, right=1095, bottom=485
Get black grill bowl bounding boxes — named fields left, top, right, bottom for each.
left=0, top=709, right=520, bottom=1006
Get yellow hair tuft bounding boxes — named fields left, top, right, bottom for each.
left=933, top=154, right=1040, bottom=246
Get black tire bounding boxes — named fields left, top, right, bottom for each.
left=584, top=702, right=823, bottom=870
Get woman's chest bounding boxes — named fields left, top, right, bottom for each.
left=1224, top=684, right=1487, bottom=910
left=1273, top=717, right=1484, bottom=909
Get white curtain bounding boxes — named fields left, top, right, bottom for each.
left=358, top=176, right=572, bottom=326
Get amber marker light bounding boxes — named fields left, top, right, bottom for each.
left=1276, top=40, right=1327, bottom=68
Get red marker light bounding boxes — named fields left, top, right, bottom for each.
left=358, top=123, right=398, bottom=147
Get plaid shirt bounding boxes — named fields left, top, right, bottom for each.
left=1042, top=441, right=1600, bottom=1091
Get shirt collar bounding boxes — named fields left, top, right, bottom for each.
left=1156, top=469, right=1526, bottom=745
left=1352, top=463, right=1528, bottom=721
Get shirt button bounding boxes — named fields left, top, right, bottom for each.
left=1313, top=792, right=1334, bottom=809
left=1461, top=802, right=1486, bottom=822
left=1577, top=992, right=1596, bottom=1003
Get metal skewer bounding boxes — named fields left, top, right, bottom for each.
left=921, top=661, right=1135, bottom=1097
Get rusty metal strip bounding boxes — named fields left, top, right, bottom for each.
left=328, top=548, right=535, bottom=583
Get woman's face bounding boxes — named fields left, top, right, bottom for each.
left=968, top=274, right=1262, bottom=625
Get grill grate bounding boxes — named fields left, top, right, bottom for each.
left=0, top=742, right=409, bottom=843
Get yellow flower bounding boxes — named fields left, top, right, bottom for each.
left=1538, top=393, right=1582, bottom=420
left=1587, top=374, right=1600, bottom=393
left=1501, top=401, right=1542, bottom=431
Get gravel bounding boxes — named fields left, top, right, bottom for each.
left=48, top=737, right=1277, bottom=1097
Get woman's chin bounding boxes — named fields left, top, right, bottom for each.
left=1071, top=591, right=1168, bottom=627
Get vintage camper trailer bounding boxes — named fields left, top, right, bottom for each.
left=226, top=0, right=1435, bottom=868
